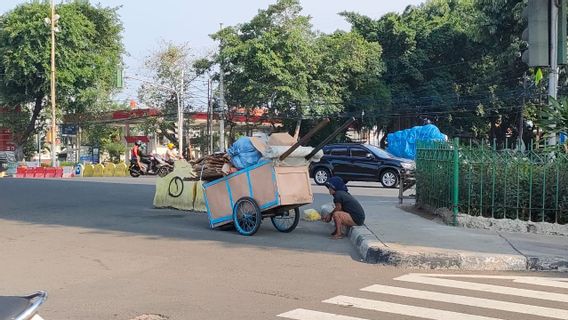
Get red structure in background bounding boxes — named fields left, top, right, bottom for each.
left=0, top=128, right=15, bottom=152
left=112, top=108, right=160, bottom=120
left=125, top=136, right=150, bottom=143
left=0, top=107, right=20, bottom=152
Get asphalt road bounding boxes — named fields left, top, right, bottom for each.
left=0, top=177, right=566, bottom=320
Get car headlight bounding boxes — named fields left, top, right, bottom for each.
left=401, top=162, right=415, bottom=170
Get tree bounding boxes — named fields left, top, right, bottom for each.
left=138, top=41, right=203, bottom=146
left=539, top=97, right=568, bottom=137
left=212, top=0, right=318, bottom=119
left=342, top=0, right=532, bottom=140
left=212, top=0, right=387, bottom=145
left=0, top=1, right=123, bottom=160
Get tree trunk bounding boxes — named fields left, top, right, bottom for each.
left=13, top=95, right=44, bottom=161
left=293, top=119, right=302, bottom=141
left=14, top=144, right=25, bottom=162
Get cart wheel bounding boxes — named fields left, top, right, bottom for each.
left=233, top=197, right=262, bottom=236
left=271, top=208, right=300, bottom=233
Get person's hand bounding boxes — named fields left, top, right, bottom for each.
left=321, top=214, right=331, bottom=223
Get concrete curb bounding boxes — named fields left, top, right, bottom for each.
left=348, top=226, right=530, bottom=271
left=527, top=256, right=568, bottom=271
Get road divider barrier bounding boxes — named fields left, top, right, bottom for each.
left=103, top=163, right=116, bottom=177
left=12, top=166, right=65, bottom=178
left=11, top=162, right=128, bottom=178
left=153, top=160, right=205, bottom=212
left=115, top=162, right=128, bottom=177
left=93, top=164, right=104, bottom=177
left=74, top=164, right=84, bottom=177
left=83, top=164, right=94, bottom=177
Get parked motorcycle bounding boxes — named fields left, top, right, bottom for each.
left=0, top=291, right=47, bottom=320
left=129, top=155, right=173, bottom=178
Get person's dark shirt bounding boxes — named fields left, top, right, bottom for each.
left=333, top=190, right=365, bottom=225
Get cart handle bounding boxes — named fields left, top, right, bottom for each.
left=304, top=117, right=356, bottom=160
left=279, top=118, right=330, bottom=161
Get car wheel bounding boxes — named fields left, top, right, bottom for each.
left=313, top=168, right=330, bottom=185
left=380, top=169, right=399, bottom=188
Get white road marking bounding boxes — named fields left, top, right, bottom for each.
left=410, top=273, right=568, bottom=288
left=362, top=284, right=568, bottom=319
left=396, top=273, right=568, bottom=303
left=278, top=309, right=368, bottom=320
left=514, top=277, right=568, bottom=289
left=409, top=273, right=568, bottom=289
left=324, top=295, right=503, bottom=320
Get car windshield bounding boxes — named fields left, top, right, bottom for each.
left=365, top=145, right=395, bottom=159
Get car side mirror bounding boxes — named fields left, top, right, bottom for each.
left=366, top=153, right=374, bottom=159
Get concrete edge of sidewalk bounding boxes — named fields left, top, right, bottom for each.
left=348, top=226, right=535, bottom=271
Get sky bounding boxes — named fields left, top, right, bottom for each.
left=0, top=0, right=425, bottom=108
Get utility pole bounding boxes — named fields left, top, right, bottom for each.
left=49, top=0, right=57, bottom=167
left=549, top=0, right=559, bottom=145
left=218, top=23, right=226, bottom=152
left=178, top=68, right=184, bottom=155
left=519, top=72, right=527, bottom=150
left=207, top=76, right=213, bottom=154
left=37, top=132, right=41, bottom=167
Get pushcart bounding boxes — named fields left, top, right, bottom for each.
left=202, top=117, right=355, bottom=236
left=203, top=160, right=312, bottom=235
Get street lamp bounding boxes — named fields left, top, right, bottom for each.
left=45, top=0, right=60, bottom=167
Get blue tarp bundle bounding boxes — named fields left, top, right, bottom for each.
left=228, top=137, right=262, bottom=169
left=386, top=124, right=446, bottom=160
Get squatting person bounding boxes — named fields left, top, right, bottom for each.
left=321, top=176, right=365, bottom=239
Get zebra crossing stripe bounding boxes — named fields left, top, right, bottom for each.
left=395, top=274, right=568, bottom=303
left=278, top=308, right=368, bottom=320
left=410, top=274, right=568, bottom=289
left=512, top=277, right=568, bottom=289
left=362, top=284, right=568, bottom=319
left=324, top=295, right=503, bottom=320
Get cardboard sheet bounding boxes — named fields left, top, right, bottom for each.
left=268, top=132, right=296, bottom=146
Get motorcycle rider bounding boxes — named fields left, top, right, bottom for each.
left=164, top=143, right=181, bottom=164
left=131, top=140, right=155, bottom=174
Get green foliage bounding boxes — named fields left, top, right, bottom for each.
left=538, top=97, right=568, bottom=134
left=82, top=123, right=120, bottom=148
left=342, top=0, right=531, bottom=139
left=59, top=161, right=76, bottom=167
left=103, top=141, right=126, bottom=163
left=212, top=0, right=386, bottom=123
left=416, top=143, right=568, bottom=225
left=0, top=1, right=123, bottom=159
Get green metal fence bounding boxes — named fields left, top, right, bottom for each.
left=416, top=139, right=568, bottom=225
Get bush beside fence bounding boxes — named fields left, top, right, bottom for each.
left=416, top=140, right=568, bottom=225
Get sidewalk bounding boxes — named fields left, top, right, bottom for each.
left=349, top=199, right=568, bottom=271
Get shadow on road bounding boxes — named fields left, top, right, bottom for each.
left=0, top=179, right=397, bottom=261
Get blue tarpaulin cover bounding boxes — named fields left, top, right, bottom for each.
left=386, top=124, right=446, bottom=160
left=228, top=137, right=262, bottom=169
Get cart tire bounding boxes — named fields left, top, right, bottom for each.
left=271, top=207, right=300, bottom=233
left=233, top=197, right=262, bottom=236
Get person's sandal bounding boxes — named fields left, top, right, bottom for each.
left=330, top=234, right=344, bottom=240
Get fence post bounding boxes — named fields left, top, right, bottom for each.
left=452, top=138, right=460, bottom=226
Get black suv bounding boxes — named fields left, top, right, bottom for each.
left=309, top=143, right=415, bottom=188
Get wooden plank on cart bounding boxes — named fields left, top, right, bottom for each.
left=274, top=166, right=312, bottom=206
